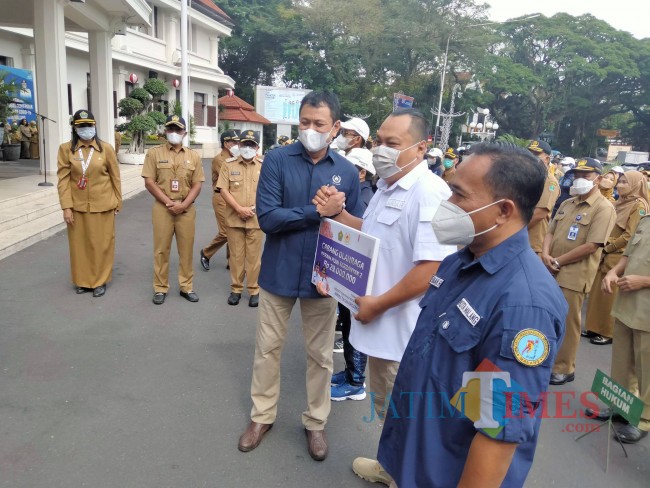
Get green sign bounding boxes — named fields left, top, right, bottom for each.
left=591, top=369, right=643, bottom=426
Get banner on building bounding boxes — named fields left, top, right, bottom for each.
left=312, top=219, right=379, bottom=313
left=0, top=66, right=36, bottom=124
left=254, top=85, right=312, bottom=125
left=597, top=129, right=621, bottom=138
left=393, top=93, right=414, bottom=111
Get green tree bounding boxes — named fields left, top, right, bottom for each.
left=118, top=79, right=169, bottom=153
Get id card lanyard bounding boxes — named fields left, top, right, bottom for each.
left=77, top=147, right=94, bottom=190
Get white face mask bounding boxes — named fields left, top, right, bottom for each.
left=240, top=146, right=257, bottom=160
left=431, top=199, right=505, bottom=246
left=167, top=132, right=183, bottom=145
left=75, top=126, right=96, bottom=141
left=229, top=145, right=240, bottom=157
left=570, top=177, right=595, bottom=196
left=298, top=127, right=334, bottom=153
left=372, top=141, right=421, bottom=180
left=334, top=134, right=353, bottom=151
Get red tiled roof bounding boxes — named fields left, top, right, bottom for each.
left=193, top=0, right=232, bottom=22
left=218, top=94, right=271, bottom=125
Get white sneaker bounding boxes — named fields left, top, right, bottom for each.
left=352, top=457, right=394, bottom=486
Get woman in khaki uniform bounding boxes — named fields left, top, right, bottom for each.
left=57, top=110, right=122, bottom=297
left=598, top=170, right=618, bottom=203
left=29, top=120, right=39, bottom=159
left=584, top=171, right=649, bottom=344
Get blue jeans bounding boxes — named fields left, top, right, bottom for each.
left=338, top=305, right=367, bottom=387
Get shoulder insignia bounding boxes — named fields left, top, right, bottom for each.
left=641, top=209, right=646, bottom=217
left=512, top=329, right=549, bottom=367
left=549, top=184, right=556, bottom=191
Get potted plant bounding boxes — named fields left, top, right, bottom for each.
left=116, top=77, right=168, bottom=164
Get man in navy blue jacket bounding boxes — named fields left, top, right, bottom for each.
left=237, top=92, right=363, bottom=461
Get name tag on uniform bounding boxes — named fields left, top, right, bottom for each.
left=429, top=275, right=444, bottom=288
left=171, top=179, right=180, bottom=192
left=457, top=298, right=480, bottom=326
left=567, top=225, right=579, bottom=241
left=158, top=160, right=168, bottom=163
left=231, top=171, right=241, bottom=175
left=386, top=199, right=405, bottom=210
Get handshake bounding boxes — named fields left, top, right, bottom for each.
left=312, top=185, right=347, bottom=219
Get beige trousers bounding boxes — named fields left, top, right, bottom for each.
left=611, top=319, right=650, bottom=431
left=553, top=287, right=585, bottom=375
left=152, top=201, right=196, bottom=293
left=225, top=226, right=263, bottom=295
left=250, top=288, right=338, bottom=430
left=368, top=356, right=401, bottom=421
left=202, top=192, right=228, bottom=259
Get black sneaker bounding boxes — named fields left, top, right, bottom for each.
left=333, top=337, right=344, bottom=353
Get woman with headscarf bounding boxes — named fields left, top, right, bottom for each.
left=29, top=120, right=39, bottom=159
left=583, top=170, right=649, bottom=344
left=598, top=170, right=618, bottom=202
left=19, top=118, right=31, bottom=159
left=57, top=110, right=122, bottom=297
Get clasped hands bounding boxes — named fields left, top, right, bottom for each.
left=312, top=185, right=346, bottom=218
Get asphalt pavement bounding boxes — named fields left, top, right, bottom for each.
left=0, top=160, right=647, bottom=487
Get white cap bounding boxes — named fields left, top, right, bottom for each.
left=427, top=148, right=443, bottom=158
left=611, top=165, right=624, bottom=174
left=346, top=148, right=375, bottom=175
left=340, top=118, right=370, bottom=141
left=561, top=157, right=575, bottom=167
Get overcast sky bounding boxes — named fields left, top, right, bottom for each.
left=486, top=0, right=649, bottom=39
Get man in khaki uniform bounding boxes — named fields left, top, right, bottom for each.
left=142, top=115, right=205, bottom=305
left=527, top=140, right=560, bottom=255
left=542, top=158, right=616, bottom=384
left=594, top=214, right=650, bottom=444
left=200, top=129, right=240, bottom=271
left=217, top=130, right=263, bottom=307
left=441, top=147, right=457, bottom=183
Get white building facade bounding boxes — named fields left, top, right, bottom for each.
left=0, top=0, right=235, bottom=169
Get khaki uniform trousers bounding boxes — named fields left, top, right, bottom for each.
left=250, top=288, right=338, bottom=430
left=226, top=226, right=263, bottom=295
left=553, top=287, right=585, bottom=375
left=203, top=192, right=229, bottom=259
left=152, top=201, right=196, bottom=293
left=585, top=253, right=622, bottom=339
left=368, top=356, right=400, bottom=421
left=611, top=319, right=650, bottom=431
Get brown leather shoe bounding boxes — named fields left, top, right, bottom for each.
left=305, top=428, right=328, bottom=461
left=238, top=421, right=273, bottom=452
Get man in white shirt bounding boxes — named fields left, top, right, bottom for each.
left=313, top=108, right=455, bottom=485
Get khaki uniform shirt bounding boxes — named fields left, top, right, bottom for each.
left=19, top=125, right=31, bottom=142
left=211, top=149, right=231, bottom=188
left=529, top=173, right=560, bottom=252
left=57, top=140, right=122, bottom=213
left=548, top=191, right=616, bottom=292
left=141, top=143, right=205, bottom=201
left=613, top=216, right=650, bottom=331
left=216, top=156, right=262, bottom=229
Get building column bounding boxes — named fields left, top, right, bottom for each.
left=209, top=36, right=219, bottom=67
left=113, top=67, right=128, bottom=124
left=89, top=31, right=114, bottom=143
left=165, top=15, right=178, bottom=63
left=33, top=0, right=68, bottom=176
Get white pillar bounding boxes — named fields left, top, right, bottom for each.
left=33, top=0, right=68, bottom=176
left=113, top=67, right=128, bottom=123
left=88, top=31, right=114, bottom=143
left=165, top=15, right=178, bottom=64
left=209, top=36, right=219, bottom=67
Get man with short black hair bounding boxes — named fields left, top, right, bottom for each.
left=237, top=91, right=363, bottom=461
left=376, top=142, right=567, bottom=488
left=313, top=108, right=455, bottom=484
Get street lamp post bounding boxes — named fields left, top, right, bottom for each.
left=432, top=15, right=539, bottom=145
